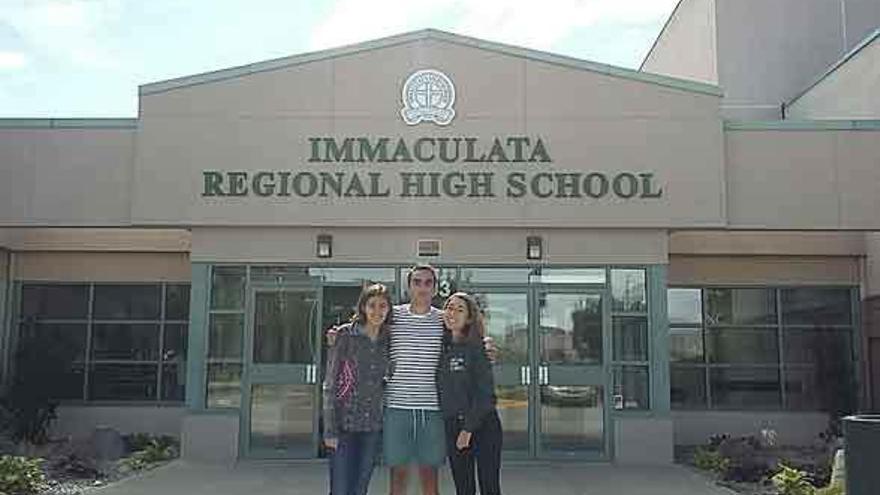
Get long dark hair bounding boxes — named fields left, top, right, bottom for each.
left=443, top=291, right=483, bottom=345
left=351, top=283, right=393, bottom=330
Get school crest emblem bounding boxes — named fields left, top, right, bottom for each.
left=400, top=69, right=456, bottom=126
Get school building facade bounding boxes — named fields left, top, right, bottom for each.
left=1, top=0, right=879, bottom=464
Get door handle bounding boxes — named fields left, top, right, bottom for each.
left=519, top=366, right=532, bottom=385
left=539, top=366, right=549, bottom=385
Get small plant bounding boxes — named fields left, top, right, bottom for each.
left=0, top=455, right=47, bottom=495
left=694, top=446, right=730, bottom=475
left=772, top=463, right=816, bottom=495
left=120, top=438, right=178, bottom=472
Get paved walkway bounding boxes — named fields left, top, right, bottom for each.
left=96, top=460, right=732, bottom=495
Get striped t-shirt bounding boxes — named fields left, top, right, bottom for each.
left=385, top=304, right=444, bottom=410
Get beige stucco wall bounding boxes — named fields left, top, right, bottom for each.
left=133, top=37, right=726, bottom=229
left=715, top=0, right=851, bottom=120
left=0, top=129, right=135, bottom=227
left=191, top=227, right=669, bottom=265
left=52, top=405, right=184, bottom=440
left=669, top=255, right=861, bottom=286
left=641, top=0, right=718, bottom=84
left=725, top=129, right=880, bottom=230
left=670, top=231, right=866, bottom=256
left=15, top=252, right=190, bottom=282
left=787, top=37, right=880, bottom=120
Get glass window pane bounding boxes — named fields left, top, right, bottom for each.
left=209, top=314, right=243, bottom=359
left=21, top=284, right=89, bottom=319
left=161, top=364, right=186, bottom=402
left=671, top=367, right=707, bottom=409
left=613, top=366, right=649, bottom=410
left=207, top=363, right=242, bottom=408
left=784, top=366, right=856, bottom=412
left=163, top=324, right=188, bottom=362
left=18, top=323, right=87, bottom=361
left=669, top=328, right=704, bottom=363
left=89, top=363, right=158, bottom=400
left=540, top=293, right=602, bottom=365
left=611, top=269, right=646, bottom=312
left=705, top=288, right=776, bottom=326
left=93, top=285, right=161, bottom=320
left=706, top=328, right=779, bottom=364
left=668, top=289, right=702, bottom=324
left=165, top=284, right=190, bottom=320
left=494, top=385, right=529, bottom=452
left=782, top=288, right=852, bottom=326
left=476, top=292, right=528, bottom=366
left=14, top=332, right=85, bottom=400
left=250, top=266, right=312, bottom=285
left=710, top=368, right=781, bottom=409
left=253, top=291, right=316, bottom=364
left=613, top=316, right=648, bottom=362
left=250, top=384, right=314, bottom=452
left=530, top=269, right=605, bottom=285
left=540, top=385, right=603, bottom=452
left=459, top=268, right=532, bottom=285
left=211, top=266, right=246, bottom=310
left=309, top=267, right=396, bottom=284
left=783, top=329, right=852, bottom=365
left=92, top=324, right=160, bottom=361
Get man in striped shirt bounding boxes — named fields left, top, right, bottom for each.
left=383, top=264, right=446, bottom=495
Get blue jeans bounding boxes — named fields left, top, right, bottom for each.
left=329, top=430, right=382, bottom=495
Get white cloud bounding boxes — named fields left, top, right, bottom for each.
left=0, top=0, right=122, bottom=68
left=0, top=51, right=27, bottom=69
left=309, top=0, right=679, bottom=54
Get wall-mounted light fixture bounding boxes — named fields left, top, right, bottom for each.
left=316, top=234, right=333, bottom=258
left=526, top=235, right=542, bottom=260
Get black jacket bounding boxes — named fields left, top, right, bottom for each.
left=436, top=333, right=496, bottom=432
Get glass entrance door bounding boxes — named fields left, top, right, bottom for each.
left=535, top=290, right=607, bottom=459
left=477, top=290, right=531, bottom=456
left=242, top=287, right=321, bottom=458
left=469, top=286, right=609, bottom=460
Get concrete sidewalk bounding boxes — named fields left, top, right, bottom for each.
left=95, top=460, right=732, bottom=495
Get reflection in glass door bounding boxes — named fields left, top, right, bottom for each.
left=478, top=291, right=530, bottom=455
left=470, top=287, right=608, bottom=459
left=243, top=288, right=320, bottom=458
left=537, top=291, right=606, bottom=458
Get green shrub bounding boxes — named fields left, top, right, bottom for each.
left=694, top=446, right=730, bottom=475
left=1, top=327, right=77, bottom=445
left=0, top=455, right=47, bottom=495
left=815, top=484, right=844, bottom=495
left=120, top=438, right=178, bottom=471
left=772, top=463, right=816, bottom=495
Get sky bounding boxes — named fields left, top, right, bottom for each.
left=0, top=0, right=680, bottom=117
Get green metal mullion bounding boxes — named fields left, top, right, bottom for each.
left=157, top=284, right=166, bottom=402
left=776, top=289, right=786, bottom=408
left=702, top=289, right=712, bottom=409
left=528, top=286, right=539, bottom=459
left=239, top=270, right=255, bottom=458
left=185, top=263, right=210, bottom=410
left=83, top=284, right=95, bottom=401
left=648, top=265, right=669, bottom=415
left=851, top=286, right=863, bottom=409
left=600, top=277, right=613, bottom=459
